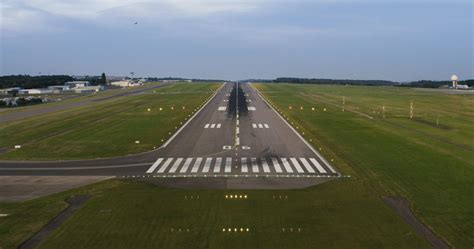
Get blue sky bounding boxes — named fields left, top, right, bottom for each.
left=1, top=0, right=472, bottom=81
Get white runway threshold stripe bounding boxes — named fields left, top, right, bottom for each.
left=145, top=157, right=336, bottom=175
left=146, top=158, right=164, bottom=173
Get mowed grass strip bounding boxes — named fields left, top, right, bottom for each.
left=0, top=83, right=219, bottom=160
left=254, top=83, right=474, bottom=248
left=0, top=179, right=430, bottom=249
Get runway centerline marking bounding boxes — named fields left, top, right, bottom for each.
left=218, top=107, right=227, bottom=111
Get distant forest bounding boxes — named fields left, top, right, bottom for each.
left=271, top=77, right=395, bottom=86
left=397, top=80, right=474, bottom=88
left=147, top=77, right=223, bottom=82
left=0, top=75, right=74, bottom=89
left=252, top=77, right=474, bottom=88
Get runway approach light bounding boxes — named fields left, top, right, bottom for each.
left=171, top=107, right=174, bottom=110
left=312, top=107, right=315, bottom=111
left=135, top=140, right=140, bottom=144
left=14, top=145, right=21, bottom=149
left=323, top=108, right=327, bottom=111
left=300, top=106, right=303, bottom=110
left=289, top=106, right=292, bottom=110
left=147, top=108, right=151, bottom=112
left=159, top=107, right=163, bottom=111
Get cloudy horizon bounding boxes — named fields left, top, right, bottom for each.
left=1, top=0, right=472, bottom=81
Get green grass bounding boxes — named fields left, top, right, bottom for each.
left=0, top=179, right=431, bottom=249
left=254, top=83, right=474, bottom=248
left=1, top=83, right=472, bottom=248
left=0, top=83, right=220, bottom=160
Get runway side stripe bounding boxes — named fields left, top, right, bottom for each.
left=271, top=158, right=283, bottom=173
left=281, top=158, right=293, bottom=173
left=169, top=158, right=183, bottom=173
left=180, top=158, right=193, bottom=173
left=214, top=157, right=222, bottom=173
left=299, top=158, right=315, bottom=173
left=241, top=158, right=248, bottom=173
left=251, top=157, right=259, bottom=173
left=309, top=158, right=327, bottom=174
left=290, top=158, right=305, bottom=173
left=191, top=157, right=203, bottom=173
left=262, top=158, right=270, bottom=173
left=225, top=157, right=232, bottom=172
left=146, top=158, right=164, bottom=173
left=157, top=158, right=174, bottom=173
left=202, top=158, right=212, bottom=173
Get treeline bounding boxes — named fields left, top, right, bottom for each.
left=271, top=77, right=395, bottom=86
left=147, top=77, right=223, bottom=82
left=0, top=75, right=74, bottom=89
left=398, top=80, right=474, bottom=88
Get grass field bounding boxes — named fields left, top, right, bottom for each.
left=0, top=83, right=219, bottom=160
left=254, top=83, right=474, bottom=248
left=0, top=179, right=431, bottom=249
left=0, top=83, right=472, bottom=248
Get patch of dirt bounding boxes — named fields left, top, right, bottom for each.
left=18, top=195, right=90, bottom=249
left=383, top=196, right=450, bottom=249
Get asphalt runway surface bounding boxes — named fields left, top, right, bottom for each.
left=0, top=82, right=339, bottom=188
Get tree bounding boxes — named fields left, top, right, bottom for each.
left=101, top=73, right=107, bottom=85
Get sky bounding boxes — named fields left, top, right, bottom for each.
left=0, top=0, right=472, bottom=81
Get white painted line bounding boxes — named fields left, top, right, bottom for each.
left=241, top=158, right=248, bottom=173
left=309, top=158, right=328, bottom=174
left=157, top=158, right=174, bottom=173
left=262, top=158, right=270, bottom=173
left=271, top=158, right=283, bottom=173
left=210, top=123, right=216, bottom=128
left=281, top=158, right=293, bottom=173
left=169, top=158, right=183, bottom=173
left=204, top=124, right=210, bottom=128
left=202, top=158, right=212, bottom=173
left=258, top=124, right=263, bottom=128
left=216, top=123, right=221, bottom=128
left=299, top=158, right=315, bottom=173
left=0, top=214, right=9, bottom=217
left=242, top=146, right=250, bottom=150
left=180, top=158, right=193, bottom=173
left=250, top=83, right=338, bottom=175
left=218, top=107, right=227, bottom=111
left=225, top=158, right=232, bottom=172
left=223, top=145, right=232, bottom=150
left=264, top=124, right=269, bottom=128
left=146, top=158, right=164, bottom=173
left=248, top=106, right=256, bottom=111
left=251, top=157, right=259, bottom=173
left=191, top=157, right=203, bottom=173
left=290, top=157, right=304, bottom=173
left=252, top=123, right=257, bottom=128
left=236, top=127, right=239, bottom=134
left=162, top=83, right=224, bottom=148
left=290, top=158, right=305, bottom=173
left=214, top=157, right=222, bottom=173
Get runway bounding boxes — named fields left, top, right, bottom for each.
left=0, top=82, right=338, bottom=180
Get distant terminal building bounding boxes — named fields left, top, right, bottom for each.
left=19, top=88, right=53, bottom=95
left=65, top=81, right=91, bottom=89
left=110, top=80, right=143, bottom=88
